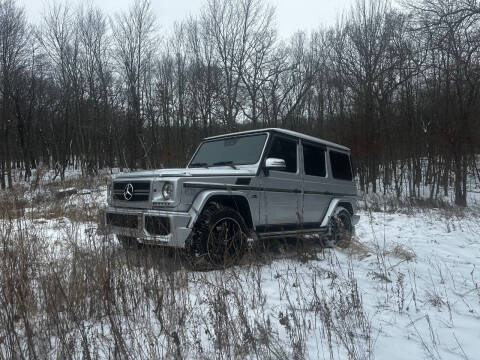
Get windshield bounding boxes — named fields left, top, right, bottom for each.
left=189, top=133, right=267, bottom=168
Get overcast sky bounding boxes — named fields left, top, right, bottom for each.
left=17, top=0, right=354, bottom=39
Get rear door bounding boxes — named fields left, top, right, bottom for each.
left=301, top=141, right=331, bottom=225
left=259, top=135, right=302, bottom=230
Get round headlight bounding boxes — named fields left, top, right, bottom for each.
left=162, top=182, right=174, bottom=200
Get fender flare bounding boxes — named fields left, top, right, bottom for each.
left=187, top=189, right=252, bottom=229
left=320, top=198, right=358, bottom=227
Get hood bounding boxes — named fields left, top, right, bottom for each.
left=114, top=167, right=257, bottom=180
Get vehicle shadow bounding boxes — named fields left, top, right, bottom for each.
left=243, top=235, right=332, bottom=265
left=117, top=235, right=333, bottom=272
left=120, top=245, right=186, bottom=272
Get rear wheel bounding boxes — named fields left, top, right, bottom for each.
left=186, top=203, right=247, bottom=269
left=327, top=207, right=353, bottom=248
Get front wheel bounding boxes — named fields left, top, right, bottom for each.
left=186, top=203, right=248, bottom=269
left=327, top=207, right=353, bottom=248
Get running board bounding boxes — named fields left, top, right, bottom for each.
left=257, top=227, right=328, bottom=239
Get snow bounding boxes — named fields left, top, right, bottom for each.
left=1, top=183, right=480, bottom=358
left=353, top=210, right=480, bottom=359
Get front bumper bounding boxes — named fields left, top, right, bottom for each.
left=100, top=206, right=192, bottom=247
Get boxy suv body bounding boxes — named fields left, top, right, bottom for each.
left=103, top=128, right=359, bottom=265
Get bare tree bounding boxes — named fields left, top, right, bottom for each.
left=406, top=0, right=480, bottom=206
left=0, top=0, right=479, bottom=207
left=339, top=0, right=409, bottom=192
left=111, top=0, right=157, bottom=169
left=200, top=0, right=272, bottom=129
left=0, top=0, right=29, bottom=188
left=37, top=1, right=79, bottom=180
left=77, top=4, right=113, bottom=174
left=238, top=0, right=276, bottom=126
left=184, top=16, right=220, bottom=137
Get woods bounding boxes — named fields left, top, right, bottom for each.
left=1, top=0, right=479, bottom=206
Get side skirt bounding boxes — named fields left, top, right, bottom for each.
left=256, top=225, right=328, bottom=239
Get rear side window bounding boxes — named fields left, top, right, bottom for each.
left=267, top=136, right=297, bottom=173
left=329, top=151, right=353, bottom=181
left=303, top=143, right=326, bottom=177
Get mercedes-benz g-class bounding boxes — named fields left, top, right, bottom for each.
left=102, top=128, right=359, bottom=266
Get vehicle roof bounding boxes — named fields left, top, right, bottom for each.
left=204, top=128, right=350, bottom=151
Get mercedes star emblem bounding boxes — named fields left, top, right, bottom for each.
left=123, top=183, right=134, bottom=200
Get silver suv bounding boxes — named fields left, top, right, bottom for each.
left=103, top=128, right=359, bottom=266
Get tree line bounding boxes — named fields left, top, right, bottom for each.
left=1, top=0, right=479, bottom=206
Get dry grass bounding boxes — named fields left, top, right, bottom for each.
left=425, top=290, right=446, bottom=308
left=0, top=176, right=106, bottom=225
left=343, top=236, right=372, bottom=260
left=6, top=175, right=475, bottom=359
left=388, top=244, right=416, bottom=262
left=359, top=192, right=458, bottom=215
left=0, top=183, right=375, bottom=359
left=0, top=225, right=375, bottom=359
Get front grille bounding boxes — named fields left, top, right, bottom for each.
left=106, top=213, right=138, bottom=229
left=113, top=181, right=150, bottom=201
left=145, top=216, right=170, bottom=236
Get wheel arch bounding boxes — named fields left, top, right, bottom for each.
left=337, top=201, right=354, bottom=215
left=320, top=198, right=356, bottom=227
left=188, top=190, right=254, bottom=230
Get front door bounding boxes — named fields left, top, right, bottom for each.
left=259, top=135, right=302, bottom=232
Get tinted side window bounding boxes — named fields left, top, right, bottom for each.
left=329, top=151, right=353, bottom=180
left=303, top=143, right=326, bottom=177
left=267, top=137, right=297, bottom=173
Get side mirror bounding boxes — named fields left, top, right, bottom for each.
left=265, top=157, right=286, bottom=170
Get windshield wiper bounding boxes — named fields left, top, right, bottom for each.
left=189, top=162, right=209, bottom=168
left=212, top=161, right=238, bottom=169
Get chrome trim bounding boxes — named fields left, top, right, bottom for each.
left=258, top=227, right=328, bottom=239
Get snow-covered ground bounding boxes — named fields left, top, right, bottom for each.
left=2, top=181, right=479, bottom=359
left=353, top=210, right=480, bottom=359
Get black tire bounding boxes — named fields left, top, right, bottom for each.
left=186, top=202, right=248, bottom=269
left=327, top=207, right=353, bottom=248
left=117, top=235, right=141, bottom=250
